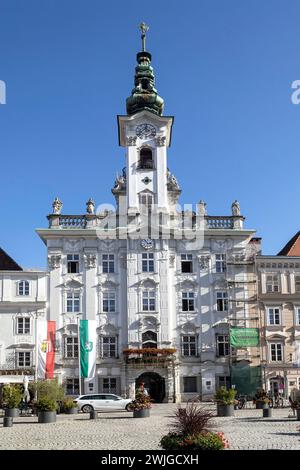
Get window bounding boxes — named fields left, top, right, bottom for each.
left=66, top=378, right=79, bottom=395
left=103, top=377, right=117, bottom=394
left=17, top=352, right=31, bottom=368
left=266, top=275, right=279, bottom=293
left=102, top=254, right=115, bottom=273
left=270, top=343, right=283, bottom=362
left=216, top=335, right=229, bottom=357
left=182, top=335, right=197, bottom=357
left=268, top=307, right=281, bottom=325
left=139, top=148, right=153, bottom=169
left=296, top=308, right=300, bottom=325
left=67, top=292, right=80, bottom=313
left=295, top=276, right=300, bottom=293
left=183, top=377, right=197, bottom=393
left=67, top=254, right=79, bottom=273
left=139, top=192, right=153, bottom=209
left=16, top=318, right=31, bottom=335
left=216, top=254, right=226, bottom=273
left=182, top=292, right=195, bottom=312
left=142, top=290, right=156, bottom=311
left=218, top=376, right=231, bottom=389
left=65, top=337, right=79, bottom=358
left=142, top=253, right=154, bottom=272
left=100, top=336, right=117, bottom=358
left=18, top=280, right=29, bottom=296
left=181, top=254, right=193, bottom=273
left=142, top=331, right=157, bottom=349
left=103, top=292, right=116, bottom=313
left=216, top=292, right=228, bottom=311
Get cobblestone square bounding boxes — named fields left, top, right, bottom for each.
left=1, top=404, right=300, bottom=450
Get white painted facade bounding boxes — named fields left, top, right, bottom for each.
left=0, top=270, right=47, bottom=384
left=0, top=43, right=261, bottom=402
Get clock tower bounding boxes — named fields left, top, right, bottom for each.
left=116, top=23, right=180, bottom=227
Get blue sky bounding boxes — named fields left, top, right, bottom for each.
left=1, top=0, right=300, bottom=268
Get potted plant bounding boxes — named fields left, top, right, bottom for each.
left=62, top=397, right=78, bottom=414
left=2, top=384, right=23, bottom=417
left=160, top=401, right=229, bottom=450
left=253, top=389, right=269, bottom=409
left=214, top=387, right=236, bottom=417
left=37, top=397, right=57, bottom=423
left=127, top=385, right=152, bottom=418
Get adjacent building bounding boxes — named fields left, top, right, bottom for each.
left=257, top=232, right=300, bottom=398
left=0, top=248, right=47, bottom=388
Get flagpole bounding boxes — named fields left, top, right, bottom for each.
left=78, top=317, right=82, bottom=395
left=34, top=312, right=38, bottom=400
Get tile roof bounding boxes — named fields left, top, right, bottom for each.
left=277, top=231, right=300, bottom=256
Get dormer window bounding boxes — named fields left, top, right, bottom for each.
left=139, top=148, right=153, bottom=169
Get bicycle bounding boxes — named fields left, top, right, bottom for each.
left=237, top=395, right=247, bottom=409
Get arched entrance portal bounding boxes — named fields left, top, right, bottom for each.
left=136, top=372, right=165, bottom=403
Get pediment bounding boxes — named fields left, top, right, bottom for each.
left=134, top=277, right=159, bottom=288
left=97, top=322, right=119, bottom=335
left=178, top=321, right=197, bottom=334
left=97, top=279, right=119, bottom=289
left=61, top=277, right=84, bottom=288
left=138, top=316, right=160, bottom=330
left=176, top=279, right=197, bottom=289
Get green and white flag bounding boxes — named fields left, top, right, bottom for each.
left=80, top=320, right=97, bottom=378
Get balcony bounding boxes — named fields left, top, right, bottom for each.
left=205, top=215, right=245, bottom=230
left=123, top=348, right=176, bottom=367
left=59, top=215, right=87, bottom=229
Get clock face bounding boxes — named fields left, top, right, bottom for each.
left=136, top=123, right=156, bottom=139
left=140, top=239, right=154, bottom=250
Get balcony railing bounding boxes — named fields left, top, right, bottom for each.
left=59, top=215, right=87, bottom=228
left=205, top=216, right=234, bottom=229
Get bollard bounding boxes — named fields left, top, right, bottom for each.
left=3, top=417, right=13, bottom=427
left=89, top=410, right=98, bottom=420
left=263, top=408, right=272, bottom=418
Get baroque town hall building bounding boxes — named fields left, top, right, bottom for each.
left=0, top=27, right=264, bottom=402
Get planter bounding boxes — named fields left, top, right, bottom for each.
left=256, top=402, right=265, bottom=409
left=217, top=404, right=234, bottom=417
left=4, top=408, right=19, bottom=418
left=3, top=417, right=13, bottom=427
left=296, top=409, right=300, bottom=421
left=133, top=408, right=150, bottom=418
left=65, top=408, right=78, bottom=415
left=263, top=408, right=272, bottom=418
left=38, top=411, right=56, bottom=423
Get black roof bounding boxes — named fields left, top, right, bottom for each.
left=0, top=247, right=22, bottom=271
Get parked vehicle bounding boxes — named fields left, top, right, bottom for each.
left=73, top=394, right=133, bottom=412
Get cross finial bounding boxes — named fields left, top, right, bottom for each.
left=139, top=22, right=149, bottom=52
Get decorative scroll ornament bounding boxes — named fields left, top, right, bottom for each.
left=155, top=136, right=166, bottom=146
left=48, top=254, right=61, bottom=269
left=198, top=255, right=210, bottom=270
left=126, top=136, right=137, bottom=146
left=83, top=254, right=97, bottom=269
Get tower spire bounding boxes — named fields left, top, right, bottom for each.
left=126, top=23, right=164, bottom=116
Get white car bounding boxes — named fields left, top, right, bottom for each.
left=73, top=393, right=133, bottom=413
